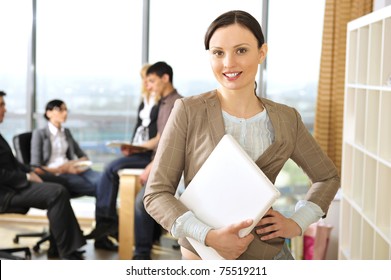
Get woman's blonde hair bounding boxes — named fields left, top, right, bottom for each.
left=140, top=63, right=160, bottom=104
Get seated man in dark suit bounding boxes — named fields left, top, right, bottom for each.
left=0, top=90, right=86, bottom=260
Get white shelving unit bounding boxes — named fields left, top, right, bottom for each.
left=339, top=5, right=391, bottom=260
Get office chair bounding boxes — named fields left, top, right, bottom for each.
left=12, top=132, right=51, bottom=253
left=13, top=132, right=33, bottom=167
left=1, top=206, right=34, bottom=260
left=0, top=247, right=32, bottom=260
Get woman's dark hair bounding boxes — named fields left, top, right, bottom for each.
left=44, top=99, right=65, bottom=120
left=204, top=10, right=265, bottom=50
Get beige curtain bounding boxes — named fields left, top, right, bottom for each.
left=314, top=0, right=373, bottom=173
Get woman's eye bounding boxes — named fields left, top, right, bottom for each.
left=237, top=48, right=247, bottom=54
left=212, top=50, right=224, bottom=57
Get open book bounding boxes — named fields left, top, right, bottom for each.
left=179, top=134, right=280, bottom=260
left=72, top=160, right=92, bottom=171
left=106, top=140, right=150, bottom=153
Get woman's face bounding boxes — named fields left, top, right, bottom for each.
left=46, top=103, right=68, bottom=124
left=208, top=23, right=267, bottom=93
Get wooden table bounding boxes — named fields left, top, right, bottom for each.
left=118, top=168, right=144, bottom=260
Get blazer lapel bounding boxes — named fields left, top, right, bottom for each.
left=43, top=126, right=53, bottom=163
left=0, top=133, right=19, bottom=168
left=255, top=99, right=283, bottom=169
left=64, top=128, right=74, bottom=159
left=202, top=92, right=284, bottom=171
left=203, top=91, right=225, bottom=147
left=0, top=133, right=10, bottom=150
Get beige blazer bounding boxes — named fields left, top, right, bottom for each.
left=144, top=90, right=340, bottom=259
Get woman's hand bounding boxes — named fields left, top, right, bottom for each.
left=28, top=172, right=43, bottom=183
left=66, top=163, right=84, bottom=174
left=139, top=162, right=153, bottom=185
left=57, top=162, right=71, bottom=174
left=204, top=219, right=254, bottom=259
left=58, top=160, right=82, bottom=174
left=255, top=208, right=301, bottom=240
left=121, top=145, right=137, bottom=156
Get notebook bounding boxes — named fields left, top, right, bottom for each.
left=106, top=140, right=150, bottom=153
left=179, top=134, right=280, bottom=260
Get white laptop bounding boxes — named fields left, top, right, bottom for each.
left=179, top=134, right=280, bottom=260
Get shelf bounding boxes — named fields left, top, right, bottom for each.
left=374, top=232, right=390, bottom=259
left=354, top=89, right=366, bottom=146
left=341, top=193, right=391, bottom=259
left=357, top=26, right=369, bottom=84
left=341, top=143, right=353, bottom=197
left=364, top=90, right=380, bottom=154
left=382, top=17, right=391, bottom=87
left=339, top=199, right=351, bottom=257
left=346, top=84, right=391, bottom=91
left=368, top=21, right=382, bottom=86
left=376, top=163, right=391, bottom=239
left=350, top=207, right=362, bottom=259
left=343, top=88, right=356, bottom=143
left=351, top=149, right=363, bottom=208
left=378, top=91, right=391, bottom=162
left=362, top=155, right=376, bottom=221
left=344, top=140, right=391, bottom=169
left=347, top=30, right=358, bottom=84
left=361, top=219, right=374, bottom=259
left=340, top=6, right=391, bottom=260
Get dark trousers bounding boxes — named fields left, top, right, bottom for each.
left=8, top=182, right=86, bottom=258
left=134, top=186, right=161, bottom=256
left=39, top=169, right=100, bottom=197
left=95, top=152, right=152, bottom=223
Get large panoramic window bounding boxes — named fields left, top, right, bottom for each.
left=266, top=0, right=325, bottom=130
left=35, top=0, right=143, bottom=166
left=0, top=0, right=32, bottom=143
left=0, top=0, right=327, bottom=218
left=266, top=0, right=326, bottom=214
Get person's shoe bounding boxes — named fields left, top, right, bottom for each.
left=94, top=236, right=118, bottom=251
left=172, top=241, right=180, bottom=250
left=85, top=222, right=117, bottom=240
left=108, top=231, right=119, bottom=241
left=132, top=254, right=151, bottom=260
left=61, top=250, right=85, bottom=260
left=47, top=241, right=59, bottom=258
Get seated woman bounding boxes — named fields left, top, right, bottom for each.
left=30, top=99, right=116, bottom=251
left=31, top=99, right=99, bottom=196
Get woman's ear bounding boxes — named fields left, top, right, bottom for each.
left=45, top=110, right=51, bottom=120
left=259, top=43, right=268, bottom=64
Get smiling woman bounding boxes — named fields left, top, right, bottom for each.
left=143, top=10, right=339, bottom=261
left=207, top=23, right=266, bottom=105
left=0, top=3, right=327, bottom=258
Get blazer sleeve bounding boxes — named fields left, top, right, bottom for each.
left=290, top=108, right=340, bottom=215
left=144, top=99, right=189, bottom=232
left=0, top=169, right=29, bottom=190
left=0, top=146, right=29, bottom=190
